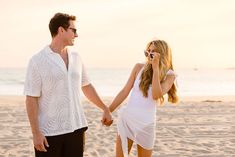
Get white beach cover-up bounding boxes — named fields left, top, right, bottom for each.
left=117, top=67, right=175, bottom=157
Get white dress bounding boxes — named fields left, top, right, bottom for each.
left=117, top=67, right=175, bottom=157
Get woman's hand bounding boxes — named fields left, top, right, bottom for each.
left=149, top=52, right=160, bottom=70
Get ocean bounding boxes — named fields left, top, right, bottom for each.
left=0, top=68, right=235, bottom=97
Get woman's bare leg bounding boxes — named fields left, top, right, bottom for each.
left=116, top=135, right=133, bottom=157
left=137, top=144, right=152, bottom=157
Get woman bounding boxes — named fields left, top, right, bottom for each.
left=109, top=39, right=179, bottom=157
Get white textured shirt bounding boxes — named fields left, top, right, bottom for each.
left=24, top=45, right=90, bottom=136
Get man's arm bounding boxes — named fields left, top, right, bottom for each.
left=26, top=96, right=49, bottom=152
left=82, top=84, right=113, bottom=126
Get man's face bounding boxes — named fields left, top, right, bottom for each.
left=63, top=20, right=78, bottom=46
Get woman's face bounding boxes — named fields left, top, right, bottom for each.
left=144, top=44, right=157, bottom=62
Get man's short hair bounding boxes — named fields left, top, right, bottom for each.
left=49, top=13, right=76, bottom=37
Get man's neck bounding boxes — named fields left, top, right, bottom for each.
left=50, top=39, right=67, bottom=55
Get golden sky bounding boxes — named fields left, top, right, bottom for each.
left=0, top=0, right=235, bottom=69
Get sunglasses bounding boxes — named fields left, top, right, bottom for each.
left=144, top=50, right=155, bottom=59
left=68, top=28, right=77, bottom=34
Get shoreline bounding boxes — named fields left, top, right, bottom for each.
left=0, top=95, right=234, bottom=105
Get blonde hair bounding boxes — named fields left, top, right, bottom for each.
left=139, top=40, right=179, bottom=104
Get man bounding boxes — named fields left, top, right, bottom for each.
left=24, top=12, right=113, bottom=157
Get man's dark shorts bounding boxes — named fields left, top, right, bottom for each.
left=35, top=127, right=88, bottom=157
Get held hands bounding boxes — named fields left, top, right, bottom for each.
left=101, top=106, right=113, bottom=126
left=33, top=131, right=49, bottom=152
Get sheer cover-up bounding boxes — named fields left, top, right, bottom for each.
left=117, top=67, right=175, bottom=157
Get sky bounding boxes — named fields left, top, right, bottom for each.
left=0, top=0, right=235, bottom=69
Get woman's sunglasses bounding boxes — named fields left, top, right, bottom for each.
left=144, top=50, right=154, bottom=59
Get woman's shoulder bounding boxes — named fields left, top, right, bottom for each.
left=134, top=63, right=144, bottom=71
left=166, top=69, right=177, bottom=76
left=132, top=63, right=145, bottom=77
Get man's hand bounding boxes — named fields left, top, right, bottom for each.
left=101, top=107, right=113, bottom=126
left=33, top=131, right=49, bottom=152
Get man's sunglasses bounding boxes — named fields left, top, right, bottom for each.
left=68, top=28, right=77, bottom=34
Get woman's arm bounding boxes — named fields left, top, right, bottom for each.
left=151, top=53, right=175, bottom=100
left=109, top=63, right=143, bottom=113
left=152, top=71, right=175, bottom=100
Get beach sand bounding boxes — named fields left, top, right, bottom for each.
left=0, top=95, right=235, bottom=157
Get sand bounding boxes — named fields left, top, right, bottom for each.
left=0, top=95, right=235, bottom=157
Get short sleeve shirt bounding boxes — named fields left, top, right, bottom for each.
left=24, top=46, right=90, bottom=136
